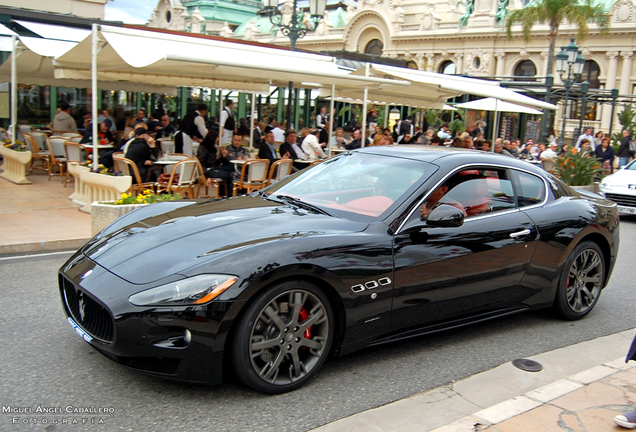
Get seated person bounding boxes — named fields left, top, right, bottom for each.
left=81, top=118, right=116, bottom=170
left=124, top=127, right=162, bottom=182
left=197, top=130, right=219, bottom=171
left=205, top=146, right=234, bottom=193
left=420, top=181, right=467, bottom=220
left=301, top=129, right=327, bottom=159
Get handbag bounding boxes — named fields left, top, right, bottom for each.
left=157, top=173, right=179, bottom=185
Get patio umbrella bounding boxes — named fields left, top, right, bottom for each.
left=456, top=97, right=544, bottom=151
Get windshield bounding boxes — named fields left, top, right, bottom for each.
left=265, top=152, right=435, bottom=221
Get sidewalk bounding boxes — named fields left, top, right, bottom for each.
left=0, top=171, right=91, bottom=255
left=312, top=329, right=636, bottom=432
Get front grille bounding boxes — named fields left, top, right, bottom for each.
left=604, top=193, right=636, bottom=207
left=60, top=274, right=114, bottom=342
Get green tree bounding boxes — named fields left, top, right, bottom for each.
left=505, top=0, right=609, bottom=76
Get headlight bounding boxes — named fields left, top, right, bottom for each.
left=129, top=274, right=237, bottom=306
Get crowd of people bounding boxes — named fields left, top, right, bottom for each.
left=49, top=101, right=636, bottom=192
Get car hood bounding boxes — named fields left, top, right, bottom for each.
left=83, top=196, right=367, bottom=284
left=603, top=168, right=636, bottom=187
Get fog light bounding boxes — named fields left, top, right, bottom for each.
left=184, top=329, right=192, bottom=344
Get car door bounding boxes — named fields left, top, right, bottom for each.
left=390, top=166, right=538, bottom=332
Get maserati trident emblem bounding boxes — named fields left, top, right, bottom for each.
left=78, top=293, right=87, bottom=322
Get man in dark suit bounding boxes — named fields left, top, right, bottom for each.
left=252, top=119, right=263, bottom=148
left=279, top=130, right=307, bottom=171
left=258, top=131, right=284, bottom=163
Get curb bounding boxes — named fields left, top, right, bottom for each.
left=310, top=329, right=636, bottom=432
left=0, top=238, right=89, bottom=256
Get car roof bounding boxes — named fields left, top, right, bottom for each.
left=356, top=145, right=546, bottom=175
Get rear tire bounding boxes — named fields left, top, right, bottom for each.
left=233, top=281, right=333, bottom=394
left=554, top=241, right=605, bottom=320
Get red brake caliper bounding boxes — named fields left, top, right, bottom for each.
left=299, top=307, right=311, bottom=339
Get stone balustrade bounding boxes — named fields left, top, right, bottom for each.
left=0, top=147, right=32, bottom=185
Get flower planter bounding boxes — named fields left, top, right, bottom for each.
left=91, top=202, right=147, bottom=236
left=77, top=171, right=132, bottom=213
left=0, top=146, right=32, bottom=185
left=67, top=162, right=91, bottom=204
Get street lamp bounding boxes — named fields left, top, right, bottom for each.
left=556, top=38, right=585, bottom=147
left=261, top=0, right=326, bottom=129
left=577, top=80, right=590, bottom=135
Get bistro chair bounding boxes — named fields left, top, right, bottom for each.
left=30, top=131, right=48, bottom=151
left=265, top=159, right=293, bottom=186
left=63, top=142, right=85, bottom=187
left=194, top=156, right=222, bottom=199
left=156, top=159, right=198, bottom=198
left=61, top=132, right=82, bottom=139
left=69, top=136, right=83, bottom=143
left=232, top=159, right=270, bottom=196
left=161, top=140, right=175, bottom=155
left=23, top=133, right=50, bottom=174
left=112, top=155, right=155, bottom=195
left=46, top=136, right=68, bottom=181
left=17, top=124, right=33, bottom=142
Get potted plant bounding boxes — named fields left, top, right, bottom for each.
left=553, top=148, right=602, bottom=191
left=91, top=190, right=181, bottom=235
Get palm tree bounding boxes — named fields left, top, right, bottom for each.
left=505, top=0, right=609, bottom=76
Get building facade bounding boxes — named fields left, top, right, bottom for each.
left=151, top=0, right=636, bottom=141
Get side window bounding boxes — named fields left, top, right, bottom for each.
left=440, top=168, right=516, bottom=217
left=511, top=170, right=546, bottom=207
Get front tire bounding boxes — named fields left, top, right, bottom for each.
left=554, top=241, right=605, bottom=320
left=233, top=281, right=333, bottom=394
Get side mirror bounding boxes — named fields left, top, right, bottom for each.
left=426, top=204, right=464, bottom=227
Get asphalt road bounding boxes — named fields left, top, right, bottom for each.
left=2, top=217, right=636, bottom=432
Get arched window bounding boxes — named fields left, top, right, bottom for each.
left=406, top=60, right=418, bottom=69
left=571, top=60, right=601, bottom=121
left=513, top=60, right=536, bottom=81
left=365, top=39, right=383, bottom=56
left=439, top=60, right=456, bottom=75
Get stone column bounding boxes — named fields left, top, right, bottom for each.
left=601, top=51, right=619, bottom=131
left=454, top=53, right=464, bottom=75
left=619, top=51, right=633, bottom=96
left=494, top=52, right=505, bottom=77
left=425, top=53, right=435, bottom=72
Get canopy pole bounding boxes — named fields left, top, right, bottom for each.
left=10, top=35, right=16, bottom=142
left=361, top=63, right=369, bottom=148
left=328, top=84, right=335, bottom=157
left=249, top=92, right=256, bottom=150
left=91, top=23, right=99, bottom=170
left=384, top=104, right=389, bottom=129
left=490, top=99, right=498, bottom=152
left=218, top=89, right=223, bottom=143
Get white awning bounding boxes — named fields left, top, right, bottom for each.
left=14, top=20, right=90, bottom=42
left=355, top=64, right=557, bottom=111
left=0, top=23, right=17, bottom=37
left=456, top=97, right=544, bottom=115
left=53, top=25, right=411, bottom=94
left=0, top=36, right=177, bottom=94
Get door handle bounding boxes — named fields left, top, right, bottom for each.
left=510, top=229, right=531, bottom=238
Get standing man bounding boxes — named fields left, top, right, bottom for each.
left=220, top=100, right=235, bottom=145
left=252, top=119, right=263, bottom=148
left=575, top=127, right=595, bottom=150
left=176, top=103, right=208, bottom=157
left=617, top=129, right=634, bottom=168
left=397, top=117, right=414, bottom=143
left=316, top=106, right=329, bottom=130
left=52, top=102, right=77, bottom=133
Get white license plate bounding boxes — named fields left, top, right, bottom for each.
left=67, top=317, right=93, bottom=343
left=618, top=205, right=636, bottom=215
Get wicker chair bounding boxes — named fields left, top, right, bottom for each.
left=156, top=159, right=199, bottom=198
left=265, top=159, right=293, bottom=186
left=112, top=155, right=155, bottom=195
left=232, top=159, right=270, bottom=196
left=46, top=136, right=68, bottom=181
left=23, top=133, right=50, bottom=174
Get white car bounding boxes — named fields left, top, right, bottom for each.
left=599, top=161, right=636, bottom=215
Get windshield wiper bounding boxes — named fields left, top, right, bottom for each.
left=274, top=194, right=333, bottom=217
